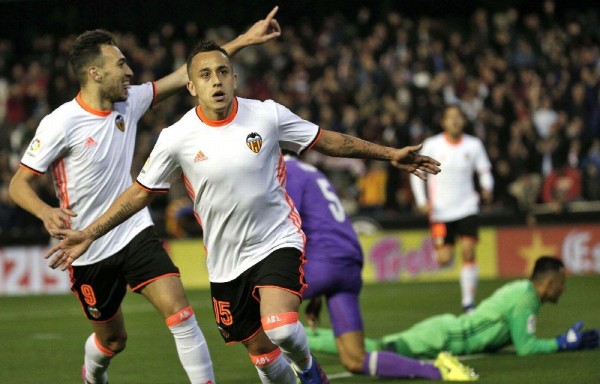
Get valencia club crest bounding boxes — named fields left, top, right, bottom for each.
left=115, top=115, right=125, bottom=132
left=246, top=132, right=263, bottom=153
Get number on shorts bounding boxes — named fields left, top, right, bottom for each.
left=212, top=298, right=233, bottom=326
left=81, top=284, right=97, bottom=306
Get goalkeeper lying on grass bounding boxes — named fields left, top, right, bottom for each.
left=307, top=256, right=599, bottom=358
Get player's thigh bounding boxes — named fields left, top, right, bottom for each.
left=140, top=275, right=189, bottom=319
left=431, top=221, right=457, bottom=265
left=122, top=227, right=183, bottom=316
left=322, top=263, right=363, bottom=336
left=253, top=247, right=305, bottom=316
left=71, top=257, right=128, bottom=322
left=457, top=215, right=479, bottom=261
left=303, top=259, right=362, bottom=299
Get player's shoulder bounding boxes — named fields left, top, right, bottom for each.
left=237, top=97, right=279, bottom=113
left=161, top=108, right=197, bottom=135
left=462, top=134, right=485, bottom=146
left=40, top=98, right=83, bottom=129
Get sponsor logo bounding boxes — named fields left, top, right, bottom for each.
left=264, top=314, right=281, bottom=325
left=246, top=132, right=263, bottom=153
left=115, top=115, right=125, bottom=132
left=88, top=306, right=102, bottom=319
left=29, top=138, right=41, bottom=152
left=140, top=157, right=150, bottom=175
left=194, top=150, right=208, bottom=162
left=84, top=137, right=97, bottom=147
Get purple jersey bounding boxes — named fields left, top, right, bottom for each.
left=284, top=157, right=363, bottom=266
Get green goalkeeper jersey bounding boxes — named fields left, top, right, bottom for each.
left=381, top=280, right=559, bottom=357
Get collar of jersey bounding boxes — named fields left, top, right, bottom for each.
left=443, top=132, right=463, bottom=145
left=195, top=97, right=238, bottom=127
left=75, top=93, right=112, bottom=117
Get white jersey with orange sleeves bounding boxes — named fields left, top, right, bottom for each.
left=136, top=97, right=320, bottom=283
left=20, top=83, right=156, bottom=265
left=410, top=133, right=493, bottom=222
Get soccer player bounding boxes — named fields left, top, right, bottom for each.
left=8, top=9, right=282, bottom=384
left=306, top=256, right=600, bottom=358
left=44, top=40, right=441, bottom=384
left=284, top=153, right=479, bottom=381
left=410, top=105, right=494, bottom=312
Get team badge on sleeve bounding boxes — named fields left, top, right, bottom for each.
left=246, top=132, right=263, bottom=153
left=25, top=138, right=41, bottom=158
left=115, top=114, right=125, bottom=132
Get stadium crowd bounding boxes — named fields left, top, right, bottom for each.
left=1, top=1, right=599, bottom=242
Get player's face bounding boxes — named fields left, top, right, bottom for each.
left=97, top=45, right=133, bottom=103
left=545, top=270, right=566, bottom=303
left=187, top=50, right=237, bottom=120
left=442, top=107, right=465, bottom=139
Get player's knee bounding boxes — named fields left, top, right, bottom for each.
left=100, top=332, right=128, bottom=354
left=263, top=323, right=298, bottom=348
left=436, top=253, right=453, bottom=266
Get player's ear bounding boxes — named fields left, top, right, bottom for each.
left=187, top=80, right=197, bottom=97
left=233, top=72, right=238, bottom=90
left=88, top=67, right=102, bottom=82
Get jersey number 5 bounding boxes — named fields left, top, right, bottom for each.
left=316, top=178, right=346, bottom=223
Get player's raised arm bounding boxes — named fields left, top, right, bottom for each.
left=153, top=6, right=281, bottom=104
left=312, top=130, right=441, bottom=180
left=45, top=184, right=156, bottom=270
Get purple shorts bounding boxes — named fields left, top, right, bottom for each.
left=303, top=260, right=363, bottom=336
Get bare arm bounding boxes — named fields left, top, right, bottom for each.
left=9, top=167, right=76, bottom=238
left=313, top=130, right=441, bottom=180
left=153, top=6, right=281, bottom=103
left=45, top=184, right=156, bottom=270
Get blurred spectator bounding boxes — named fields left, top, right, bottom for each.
left=1, top=2, right=600, bottom=243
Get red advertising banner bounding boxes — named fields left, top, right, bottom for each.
left=0, top=246, right=71, bottom=295
left=497, top=224, right=600, bottom=277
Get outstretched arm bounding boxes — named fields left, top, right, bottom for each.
left=312, top=130, right=441, bottom=180
left=153, top=6, right=281, bottom=103
left=9, top=167, right=77, bottom=238
left=45, top=184, right=156, bottom=270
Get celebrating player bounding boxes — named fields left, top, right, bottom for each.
left=44, top=40, right=440, bottom=384
left=410, top=105, right=494, bottom=312
left=9, top=8, right=282, bottom=384
left=307, top=256, right=600, bottom=358
left=284, top=152, right=479, bottom=381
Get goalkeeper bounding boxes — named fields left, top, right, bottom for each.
left=307, top=256, right=599, bottom=358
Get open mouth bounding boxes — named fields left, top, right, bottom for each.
left=212, top=90, right=226, bottom=101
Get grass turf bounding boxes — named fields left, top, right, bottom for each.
left=0, top=276, right=598, bottom=383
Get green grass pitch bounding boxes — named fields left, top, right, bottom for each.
left=1, top=276, right=598, bottom=383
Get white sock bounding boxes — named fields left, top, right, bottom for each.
left=251, top=348, right=297, bottom=384
left=262, top=312, right=311, bottom=371
left=84, top=333, right=113, bottom=384
left=167, top=306, right=215, bottom=384
left=460, top=262, right=478, bottom=307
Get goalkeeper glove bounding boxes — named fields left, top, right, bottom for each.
left=579, top=329, right=600, bottom=350
left=556, top=321, right=583, bottom=351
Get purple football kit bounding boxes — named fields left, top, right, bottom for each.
left=284, top=156, right=364, bottom=336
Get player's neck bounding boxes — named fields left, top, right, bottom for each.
left=79, top=87, right=113, bottom=112
left=196, top=99, right=236, bottom=123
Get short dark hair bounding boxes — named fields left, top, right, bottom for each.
left=69, top=29, right=117, bottom=83
left=530, top=256, right=564, bottom=280
left=186, top=40, right=231, bottom=78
